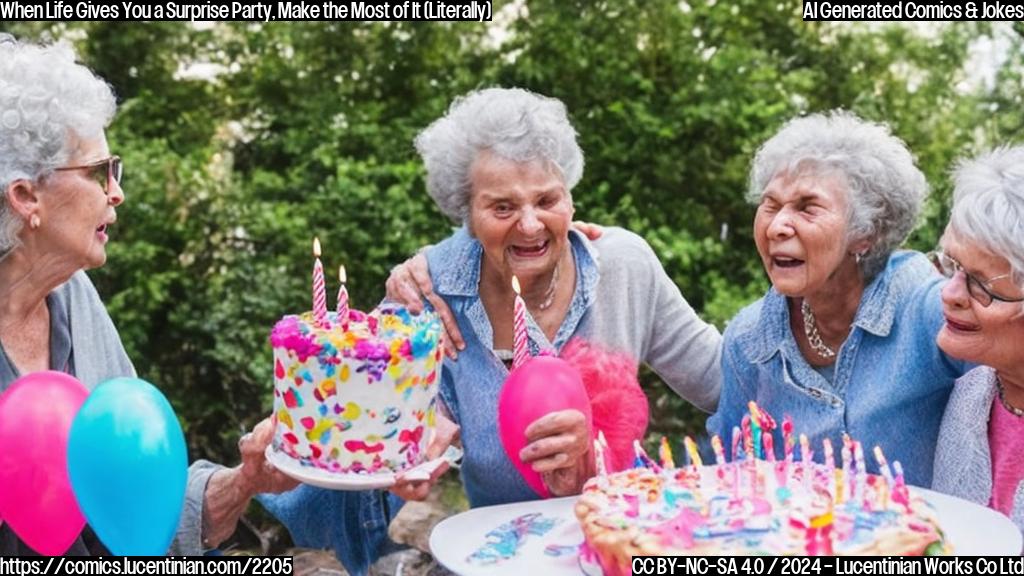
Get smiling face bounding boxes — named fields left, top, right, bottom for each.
left=467, top=152, right=574, bottom=285
left=753, top=170, right=860, bottom=298
left=37, top=134, right=124, bottom=270
left=936, top=228, right=1024, bottom=370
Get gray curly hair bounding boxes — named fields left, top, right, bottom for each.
left=749, top=110, right=927, bottom=280
left=414, top=87, right=584, bottom=224
left=0, top=36, right=117, bottom=253
left=948, top=145, right=1024, bottom=306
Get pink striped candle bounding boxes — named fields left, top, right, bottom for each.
left=782, top=416, right=794, bottom=463
left=312, top=238, right=327, bottom=327
left=511, top=275, right=529, bottom=369
left=336, top=265, right=349, bottom=329
left=763, top=432, right=775, bottom=462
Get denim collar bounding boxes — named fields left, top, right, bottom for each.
left=740, top=251, right=922, bottom=364
left=432, top=226, right=600, bottom=351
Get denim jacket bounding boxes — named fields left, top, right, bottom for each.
left=427, top=226, right=722, bottom=507
left=257, top=484, right=402, bottom=575
left=707, top=251, right=967, bottom=487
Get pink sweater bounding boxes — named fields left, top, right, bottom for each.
left=989, top=397, right=1024, bottom=517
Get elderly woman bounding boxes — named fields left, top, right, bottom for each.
left=932, top=146, right=1024, bottom=532
left=706, top=111, right=968, bottom=487
left=384, top=87, right=723, bottom=506
left=0, top=38, right=295, bottom=555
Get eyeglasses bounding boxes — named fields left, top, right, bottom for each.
left=54, top=156, right=122, bottom=195
left=927, top=250, right=1024, bottom=307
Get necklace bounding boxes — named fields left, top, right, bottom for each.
left=535, top=261, right=560, bottom=311
left=996, top=374, right=1024, bottom=418
left=801, top=299, right=836, bottom=359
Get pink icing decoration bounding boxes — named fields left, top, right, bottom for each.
left=650, top=508, right=706, bottom=549
left=283, top=388, right=298, bottom=409
left=270, top=316, right=324, bottom=362
left=344, top=440, right=385, bottom=453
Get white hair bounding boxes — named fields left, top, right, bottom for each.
left=949, top=145, right=1024, bottom=306
left=749, top=110, right=928, bottom=280
left=0, top=36, right=117, bottom=253
left=414, top=87, right=584, bottom=223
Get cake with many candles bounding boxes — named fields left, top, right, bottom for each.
left=575, top=404, right=949, bottom=574
left=270, top=241, right=444, bottom=475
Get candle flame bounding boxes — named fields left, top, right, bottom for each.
left=338, top=264, right=347, bottom=283
left=313, top=237, right=322, bottom=258
left=511, top=275, right=521, bottom=295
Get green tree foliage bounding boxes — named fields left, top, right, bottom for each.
left=2, top=12, right=1020, bottom=462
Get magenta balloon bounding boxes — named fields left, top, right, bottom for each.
left=0, top=371, right=88, bottom=554
left=497, top=356, right=592, bottom=498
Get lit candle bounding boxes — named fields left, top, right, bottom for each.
left=748, top=402, right=763, bottom=459
left=763, top=432, right=776, bottom=462
left=800, top=434, right=812, bottom=490
left=799, top=433, right=812, bottom=463
left=891, top=460, right=910, bottom=510
left=593, top=438, right=607, bottom=476
left=659, top=437, right=676, bottom=469
left=840, top=442, right=852, bottom=502
left=873, top=445, right=894, bottom=509
left=711, top=435, right=726, bottom=465
left=742, top=414, right=754, bottom=460
left=312, top=237, right=327, bottom=327
left=782, top=416, right=794, bottom=463
left=511, top=275, right=529, bottom=369
left=854, top=442, right=867, bottom=505
left=684, top=436, right=703, bottom=468
left=873, top=445, right=894, bottom=486
left=336, top=265, right=349, bottom=329
left=823, top=439, right=835, bottom=500
left=633, top=440, right=660, bottom=472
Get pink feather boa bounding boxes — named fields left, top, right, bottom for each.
left=559, top=338, right=649, bottom=473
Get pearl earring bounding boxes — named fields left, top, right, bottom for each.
left=29, top=214, right=40, bottom=230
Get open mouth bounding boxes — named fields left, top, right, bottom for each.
left=96, top=223, right=109, bottom=242
left=772, top=256, right=805, bottom=268
left=510, top=240, right=550, bottom=258
left=944, top=316, right=979, bottom=333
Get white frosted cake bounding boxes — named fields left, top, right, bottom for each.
left=270, top=306, right=442, bottom=474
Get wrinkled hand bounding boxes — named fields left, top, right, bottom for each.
left=384, top=252, right=464, bottom=360
left=520, top=409, right=593, bottom=497
left=572, top=221, right=603, bottom=241
left=390, top=413, right=460, bottom=501
left=237, top=418, right=300, bottom=496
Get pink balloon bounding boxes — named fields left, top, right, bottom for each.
left=0, top=371, right=88, bottom=554
left=497, top=356, right=592, bottom=498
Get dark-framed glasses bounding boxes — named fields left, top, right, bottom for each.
left=54, top=155, right=122, bottom=195
left=927, top=249, right=1024, bottom=307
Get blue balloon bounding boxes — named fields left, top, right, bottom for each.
left=67, top=378, right=188, bottom=555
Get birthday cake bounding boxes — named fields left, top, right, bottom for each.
left=575, top=408, right=948, bottom=573
left=270, top=307, right=443, bottom=475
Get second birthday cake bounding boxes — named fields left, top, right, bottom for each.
left=576, top=404, right=949, bottom=574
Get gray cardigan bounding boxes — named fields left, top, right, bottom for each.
left=0, top=271, right=219, bottom=555
left=933, top=366, right=1024, bottom=534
